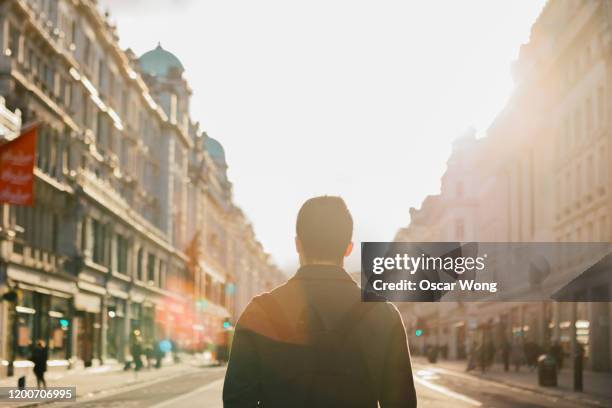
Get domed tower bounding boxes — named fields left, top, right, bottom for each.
left=204, top=136, right=226, bottom=167
left=138, top=43, right=192, bottom=133
left=138, top=43, right=192, bottom=249
left=204, top=134, right=232, bottom=202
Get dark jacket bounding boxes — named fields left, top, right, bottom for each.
left=223, top=265, right=417, bottom=407
left=31, top=346, right=47, bottom=375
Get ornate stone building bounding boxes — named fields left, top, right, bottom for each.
left=0, top=0, right=282, bottom=378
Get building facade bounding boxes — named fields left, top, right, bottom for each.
left=396, top=0, right=612, bottom=372
left=0, top=0, right=282, bottom=378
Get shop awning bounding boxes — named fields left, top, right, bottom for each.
left=8, top=265, right=77, bottom=295
left=78, top=280, right=107, bottom=295
left=107, top=287, right=129, bottom=299
left=74, top=292, right=101, bottom=313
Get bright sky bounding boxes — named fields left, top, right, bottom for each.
left=99, top=0, right=545, bottom=272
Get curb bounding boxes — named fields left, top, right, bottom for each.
left=467, top=371, right=608, bottom=408
left=414, top=360, right=611, bottom=408
left=12, top=364, right=200, bottom=408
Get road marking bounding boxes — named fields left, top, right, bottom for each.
left=149, top=378, right=224, bottom=408
left=414, top=375, right=482, bottom=407
left=415, top=369, right=440, bottom=380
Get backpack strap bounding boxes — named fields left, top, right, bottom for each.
left=335, top=301, right=376, bottom=340
left=253, top=293, right=295, bottom=340
left=304, top=301, right=377, bottom=407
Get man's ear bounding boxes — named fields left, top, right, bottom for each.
left=344, top=241, right=354, bottom=257
left=295, top=236, right=302, bottom=255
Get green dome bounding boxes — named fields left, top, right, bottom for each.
left=205, top=136, right=226, bottom=164
left=139, top=43, right=184, bottom=77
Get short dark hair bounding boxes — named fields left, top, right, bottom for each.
left=296, top=196, right=353, bottom=261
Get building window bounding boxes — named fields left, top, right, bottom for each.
left=98, top=60, right=105, bottom=90
left=587, top=155, right=594, bottom=193
left=565, top=171, right=571, bottom=208
left=599, top=146, right=607, bottom=190
left=51, top=214, right=59, bottom=253
left=455, top=219, right=465, bottom=241
left=92, top=220, right=106, bottom=265
left=205, top=274, right=212, bottom=300
left=158, top=260, right=166, bottom=289
left=576, top=163, right=582, bottom=200
left=456, top=181, right=464, bottom=198
left=97, top=111, right=107, bottom=148
left=83, top=36, right=92, bottom=70
left=147, top=253, right=156, bottom=284
left=116, top=234, right=128, bottom=275
left=137, top=248, right=144, bottom=281
left=597, top=86, right=605, bottom=127
left=8, top=25, right=20, bottom=58
left=36, top=126, right=47, bottom=171
left=574, top=108, right=582, bottom=143
left=71, top=20, right=77, bottom=47
left=586, top=97, right=593, bottom=135
left=62, top=143, right=72, bottom=175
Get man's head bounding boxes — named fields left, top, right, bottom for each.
left=295, top=196, right=353, bottom=266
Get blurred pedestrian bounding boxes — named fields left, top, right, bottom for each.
left=426, top=344, right=438, bottom=364
left=483, top=340, right=495, bottom=371
left=154, top=339, right=164, bottom=369
left=144, top=342, right=154, bottom=369
left=466, top=341, right=478, bottom=372
left=131, top=336, right=143, bottom=371
left=170, top=339, right=179, bottom=363
left=550, top=341, right=564, bottom=371
left=524, top=340, right=540, bottom=371
left=502, top=339, right=510, bottom=372
left=511, top=339, right=523, bottom=372
left=31, top=339, right=47, bottom=389
left=223, top=196, right=417, bottom=407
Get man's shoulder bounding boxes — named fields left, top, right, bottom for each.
left=238, top=283, right=291, bottom=322
left=364, top=300, right=404, bottom=330
left=246, top=281, right=291, bottom=309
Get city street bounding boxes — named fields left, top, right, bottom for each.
left=2, top=360, right=606, bottom=408
left=1, top=1, right=612, bottom=408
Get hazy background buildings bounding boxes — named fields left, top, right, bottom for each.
left=396, top=0, right=612, bottom=373
left=97, top=0, right=547, bottom=271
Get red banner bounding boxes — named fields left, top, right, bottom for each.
left=0, top=126, right=37, bottom=206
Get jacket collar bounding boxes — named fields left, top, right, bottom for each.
left=292, top=264, right=355, bottom=282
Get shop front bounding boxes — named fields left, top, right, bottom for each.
left=129, top=301, right=142, bottom=342
left=3, top=266, right=76, bottom=378
left=105, top=297, right=126, bottom=362
left=4, top=287, right=73, bottom=377
left=142, top=301, right=156, bottom=346
left=106, top=281, right=130, bottom=362
left=73, top=291, right=102, bottom=367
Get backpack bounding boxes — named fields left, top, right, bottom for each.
left=254, top=293, right=376, bottom=408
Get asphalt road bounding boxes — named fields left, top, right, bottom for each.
left=44, top=368, right=226, bottom=408
left=36, top=364, right=590, bottom=408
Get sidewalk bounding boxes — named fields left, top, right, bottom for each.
left=413, top=356, right=612, bottom=407
left=0, top=356, right=205, bottom=407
